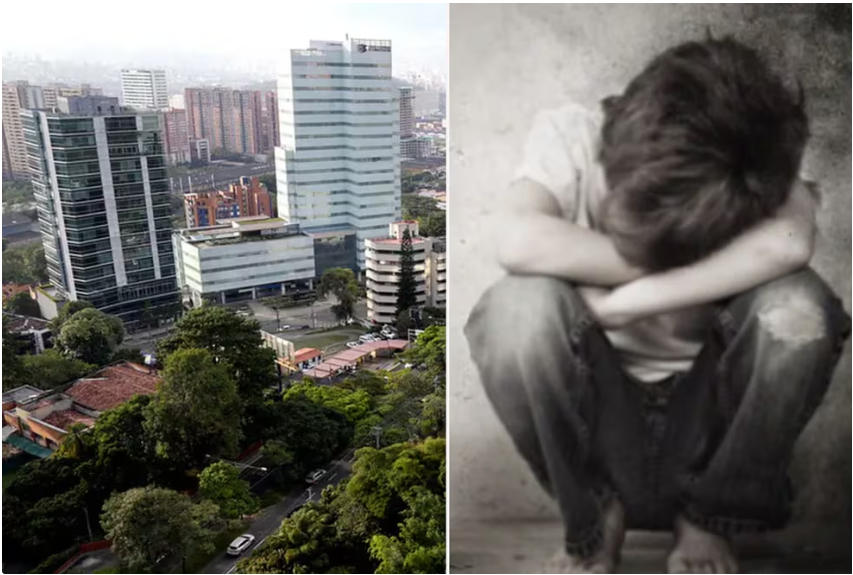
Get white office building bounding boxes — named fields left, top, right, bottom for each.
left=121, top=70, right=169, bottom=110
left=173, top=217, right=316, bottom=307
left=275, top=37, right=401, bottom=271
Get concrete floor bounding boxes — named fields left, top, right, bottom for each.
left=449, top=520, right=851, bottom=574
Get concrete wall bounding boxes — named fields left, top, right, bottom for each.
left=448, top=3, right=851, bottom=553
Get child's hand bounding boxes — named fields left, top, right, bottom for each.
left=576, top=286, right=635, bottom=329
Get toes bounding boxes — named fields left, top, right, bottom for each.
left=667, top=558, right=691, bottom=574
left=700, top=563, right=714, bottom=574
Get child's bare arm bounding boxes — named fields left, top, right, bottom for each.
left=496, top=179, right=644, bottom=286
left=595, top=181, right=818, bottom=328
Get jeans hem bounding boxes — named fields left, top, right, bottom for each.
left=681, top=504, right=786, bottom=537
left=565, top=523, right=605, bottom=559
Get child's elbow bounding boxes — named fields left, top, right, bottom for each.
left=497, top=237, right=527, bottom=272
left=773, top=227, right=816, bottom=270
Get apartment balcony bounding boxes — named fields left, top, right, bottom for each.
left=368, top=291, right=426, bottom=306
left=365, top=249, right=427, bottom=263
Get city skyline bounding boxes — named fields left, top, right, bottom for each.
left=2, top=3, right=447, bottom=84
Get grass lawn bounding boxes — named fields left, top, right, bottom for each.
left=182, top=523, right=248, bottom=574
left=2, top=468, right=21, bottom=491
left=93, top=565, right=119, bottom=574
left=293, top=326, right=367, bottom=353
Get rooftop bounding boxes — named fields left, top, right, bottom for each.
left=2, top=212, right=33, bottom=226
left=41, top=409, right=96, bottom=431
left=294, top=348, right=322, bottom=363
left=64, top=362, right=159, bottom=412
left=177, top=218, right=305, bottom=247
left=2, top=385, right=47, bottom=405
left=3, top=312, right=50, bottom=332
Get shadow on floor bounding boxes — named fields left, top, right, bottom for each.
left=449, top=520, right=851, bottom=574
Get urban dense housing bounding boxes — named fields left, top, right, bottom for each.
left=22, top=102, right=179, bottom=326
left=3, top=82, right=106, bottom=178
left=183, top=176, right=274, bottom=227
left=184, top=87, right=273, bottom=156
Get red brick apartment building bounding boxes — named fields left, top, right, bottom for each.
left=184, top=176, right=274, bottom=228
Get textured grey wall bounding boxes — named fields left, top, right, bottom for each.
left=448, top=3, right=851, bottom=552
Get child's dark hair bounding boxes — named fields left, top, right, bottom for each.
left=598, top=36, right=809, bottom=271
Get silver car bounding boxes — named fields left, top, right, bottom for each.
left=226, top=534, right=256, bottom=556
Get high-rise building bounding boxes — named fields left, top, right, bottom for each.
left=185, top=87, right=264, bottom=155
left=168, top=94, right=185, bottom=110
left=57, top=95, right=119, bottom=115
left=364, top=221, right=446, bottom=324
left=233, top=90, right=263, bottom=155
left=399, top=86, right=417, bottom=160
left=191, top=138, right=210, bottom=165
left=262, top=90, right=280, bottom=152
left=2, top=84, right=29, bottom=178
left=43, top=84, right=103, bottom=109
left=22, top=104, right=178, bottom=326
left=183, top=176, right=273, bottom=227
left=399, top=86, right=414, bottom=137
left=120, top=69, right=169, bottom=110
left=4, top=83, right=109, bottom=178
left=160, top=109, right=191, bottom=165
left=276, top=37, right=401, bottom=270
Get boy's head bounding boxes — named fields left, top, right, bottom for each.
left=598, top=36, right=809, bottom=271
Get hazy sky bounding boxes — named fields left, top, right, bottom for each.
left=3, top=2, right=447, bottom=76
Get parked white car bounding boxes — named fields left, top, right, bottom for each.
left=226, top=534, right=256, bottom=556
left=346, top=341, right=359, bottom=349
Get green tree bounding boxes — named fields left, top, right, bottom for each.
left=266, top=395, right=352, bottom=477
left=109, top=347, right=146, bottom=364
left=87, top=395, right=162, bottom=494
left=285, top=380, right=374, bottom=425
left=317, top=267, right=360, bottom=322
left=198, top=461, right=259, bottom=519
left=49, top=300, right=95, bottom=332
left=237, top=501, right=363, bottom=574
left=2, top=457, right=90, bottom=562
left=4, top=291, right=40, bottom=316
left=401, top=194, right=436, bottom=220
left=2, top=326, right=26, bottom=390
left=370, top=487, right=446, bottom=574
left=17, top=349, right=94, bottom=390
left=157, top=306, right=276, bottom=401
left=145, top=348, right=243, bottom=471
left=2, top=243, right=46, bottom=285
left=420, top=211, right=446, bottom=238
left=101, top=486, right=216, bottom=574
left=403, top=326, right=446, bottom=377
left=258, top=173, right=277, bottom=194
left=395, top=229, right=418, bottom=319
left=56, top=308, right=125, bottom=365
left=1, top=180, right=35, bottom=207
left=239, top=438, right=446, bottom=575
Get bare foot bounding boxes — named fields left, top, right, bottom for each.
left=544, top=499, right=626, bottom=574
left=667, top=515, right=739, bottom=574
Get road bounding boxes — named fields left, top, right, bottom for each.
left=244, top=297, right=369, bottom=334
left=202, top=457, right=353, bottom=574
left=169, top=162, right=275, bottom=194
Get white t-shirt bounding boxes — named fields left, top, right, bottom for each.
left=515, top=103, right=715, bottom=382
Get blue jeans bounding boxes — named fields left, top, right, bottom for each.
left=465, top=269, right=850, bottom=558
